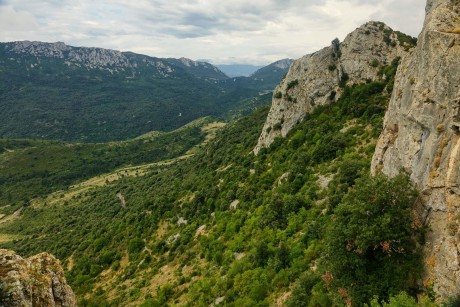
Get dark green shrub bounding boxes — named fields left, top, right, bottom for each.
left=328, top=90, right=336, bottom=101
left=128, top=238, right=144, bottom=254
left=325, top=174, right=422, bottom=305
left=370, top=59, right=379, bottom=67
left=286, top=79, right=299, bottom=91
left=286, top=272, right=321, bottom=307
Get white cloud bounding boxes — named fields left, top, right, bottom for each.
left=0, top=5, right=39, bottom=32
left=0, top=0, right=426, bottom=65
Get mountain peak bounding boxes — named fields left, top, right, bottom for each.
left=7, top=40, right=71, bottom=57
left=178, top=57, right=199, bottom=67
left=254, top=21, right=416, bottom=154
left=272, top=58, right=294, bottom=70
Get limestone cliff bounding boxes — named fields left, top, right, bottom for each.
left=371, top=0, right=460, bottom=299
left=0, top=249, right=76, bottom=306
left=3, top=41, right=226, bottom=80
left=254, top=21, right=415, bottom=154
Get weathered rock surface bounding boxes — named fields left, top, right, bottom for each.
left=3, top=40, right=175, bottom=76
left=3, top=41, right=227, bottom=80
left=254, top=21, right=415, bottom=154
left=371, top=0, right=460, bottom=299
left=0, top=249, right=76, bottom=307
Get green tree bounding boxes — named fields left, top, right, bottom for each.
left=325, top=174, right=422, bottom=305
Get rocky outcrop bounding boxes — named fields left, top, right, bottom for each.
left=0, top=249, right=76, bottom=306
left=371, top=0, right=460, bottom=300
left=2, top=40, right=176, bottom=76
left=254, top=21, right=415, bottom=154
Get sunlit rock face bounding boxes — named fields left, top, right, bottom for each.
left=371, top=0, right=460, bottom=299
left=0, top=249, right=76, bottom=307
left=254, top=21, right=412, bottom=154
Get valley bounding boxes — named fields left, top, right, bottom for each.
left=0, top=56, right=429, bottom=305
left=1, top=0, right=460, bottom=305
left=0, top=42, right=285, bottom=142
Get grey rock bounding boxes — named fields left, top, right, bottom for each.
left=254, top=21, right=413, bottom=154
left=0, top=249, right=76, bottom=306
left=371, top=0, right=460, bottom=299
left=4, top=41, right=174, bottom=76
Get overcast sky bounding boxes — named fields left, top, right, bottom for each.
left=0, top=0, right=426, bottom=65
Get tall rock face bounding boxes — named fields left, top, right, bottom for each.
left=0, top=249, right=76, bottom=306
left=371, top=0, right=460, bottom=299
left=254, top=21, right=415, bottom=154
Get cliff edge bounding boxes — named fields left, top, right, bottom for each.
left=0, top=249, right=76, bottom=306
left=371, top=0, right=460, bottom=299
left=254, top=21, right=415, bottom=154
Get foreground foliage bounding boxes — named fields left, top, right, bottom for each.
left=325, top=174, right=422, bottom=305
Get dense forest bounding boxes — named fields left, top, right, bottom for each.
left=2, top=57, right=456, bottom=306
left=0, top=42, right=278, bottom=142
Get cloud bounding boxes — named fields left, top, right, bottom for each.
left=370, top=0, right=426, bottom=36
left=0, top=0, right=426, bottom=65
left=0, top=5, right=39, bottom=31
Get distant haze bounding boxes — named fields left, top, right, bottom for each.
left=217, top=64, right=264, bottom=77
left=0, top=0, right=425, bottom=65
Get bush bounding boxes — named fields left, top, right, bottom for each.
left=368, top=292, right=417, bottom=306
left=367, top=292, right=436, bottom=306
left=370, top=59, right=379, bottom=68
left=286, top=79, right=299, bottom=91
left=286, top=271, right=320, bottom=306
left=325, top=174, right=422, bottom=305
left=128, top=238, right=145, bottom=255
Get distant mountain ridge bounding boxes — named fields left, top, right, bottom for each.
left=4, top=40, right=228, bottom=81
left=216, top=59, right=294, bottom=92
left=216, top=64, right=263, bottom=77
left=249, top=58, right=294, bottom=85
left=0, top=41, right=287, bottom=142
left=166, top=57, right=228, bottom=80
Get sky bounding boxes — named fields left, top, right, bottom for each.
left=0, top=0, right=426, bottom=65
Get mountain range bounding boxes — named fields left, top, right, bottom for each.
left=0, top=41, right=291, bottom=142
left=1, top=0, right=460, bottom=305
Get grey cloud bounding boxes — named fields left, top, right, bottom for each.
left=370, top=0, right=424, bottom=36
left=0, top=0, right=426, bottom=64
left=182, top=12, right=221, bottom=30
left=132, top=0, right=331, bottom=38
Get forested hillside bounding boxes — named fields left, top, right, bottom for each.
left=0, top=42, right=286, bottom=142
left=0, top=118, right=214, bottom=214
left=0, top=58, right=446, bottom=306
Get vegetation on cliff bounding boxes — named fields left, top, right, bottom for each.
left=0, top=57, right=436, bottom=306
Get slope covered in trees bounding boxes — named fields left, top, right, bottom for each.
left=0, top=118, right=215, bottom=215
left=0, top=42, right=286, bottom=142
left=1, top=58, right=448, bottom=306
